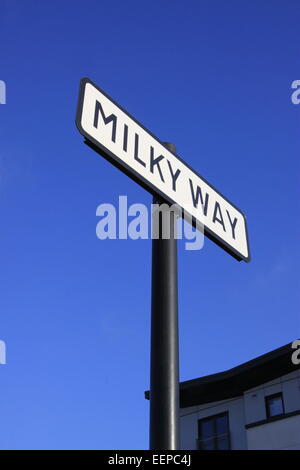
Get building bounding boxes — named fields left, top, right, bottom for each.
left=180, top=342, right=300, bottom=450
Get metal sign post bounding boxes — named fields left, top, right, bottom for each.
left=75, top=77, right=251, bottom=451
left=150, top=143, right=180, bottom=450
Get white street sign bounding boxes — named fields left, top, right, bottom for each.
left=76, top=78, right=250, bottom=262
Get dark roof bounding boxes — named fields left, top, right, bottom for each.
left=145, top=342, right=300, bottom=408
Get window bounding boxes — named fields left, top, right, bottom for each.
left=265, top=392, right=284, bottom=419
left=198, top=412, right=230, bottom=450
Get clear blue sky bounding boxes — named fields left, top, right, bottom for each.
left=0, top=0, right=299, bottom=450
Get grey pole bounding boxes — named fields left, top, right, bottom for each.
left=150, top=142, right=180, bottom=450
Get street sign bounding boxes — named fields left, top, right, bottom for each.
left=76, top=77, right=250, bottom=262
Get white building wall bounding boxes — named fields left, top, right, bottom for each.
left=282, top=372, right=300, bottom=413
left=247, top=414, right=300, bottom=450
left=244, top=371, right=300, bottom=426
left=244, top=370, right=300, bottom=450
left=180, top=396, right=247, bottom=450
left=179, top=370, right=300, bottom=450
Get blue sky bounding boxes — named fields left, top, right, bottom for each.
left=0, top=0, right=299, bottom=450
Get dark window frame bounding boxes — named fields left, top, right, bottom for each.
left=265, top=392, right=285, bottom=419
left=197, top=411, right=231, bottom=450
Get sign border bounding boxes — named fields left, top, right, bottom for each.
left=76, top=77, right=251, bottom=263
